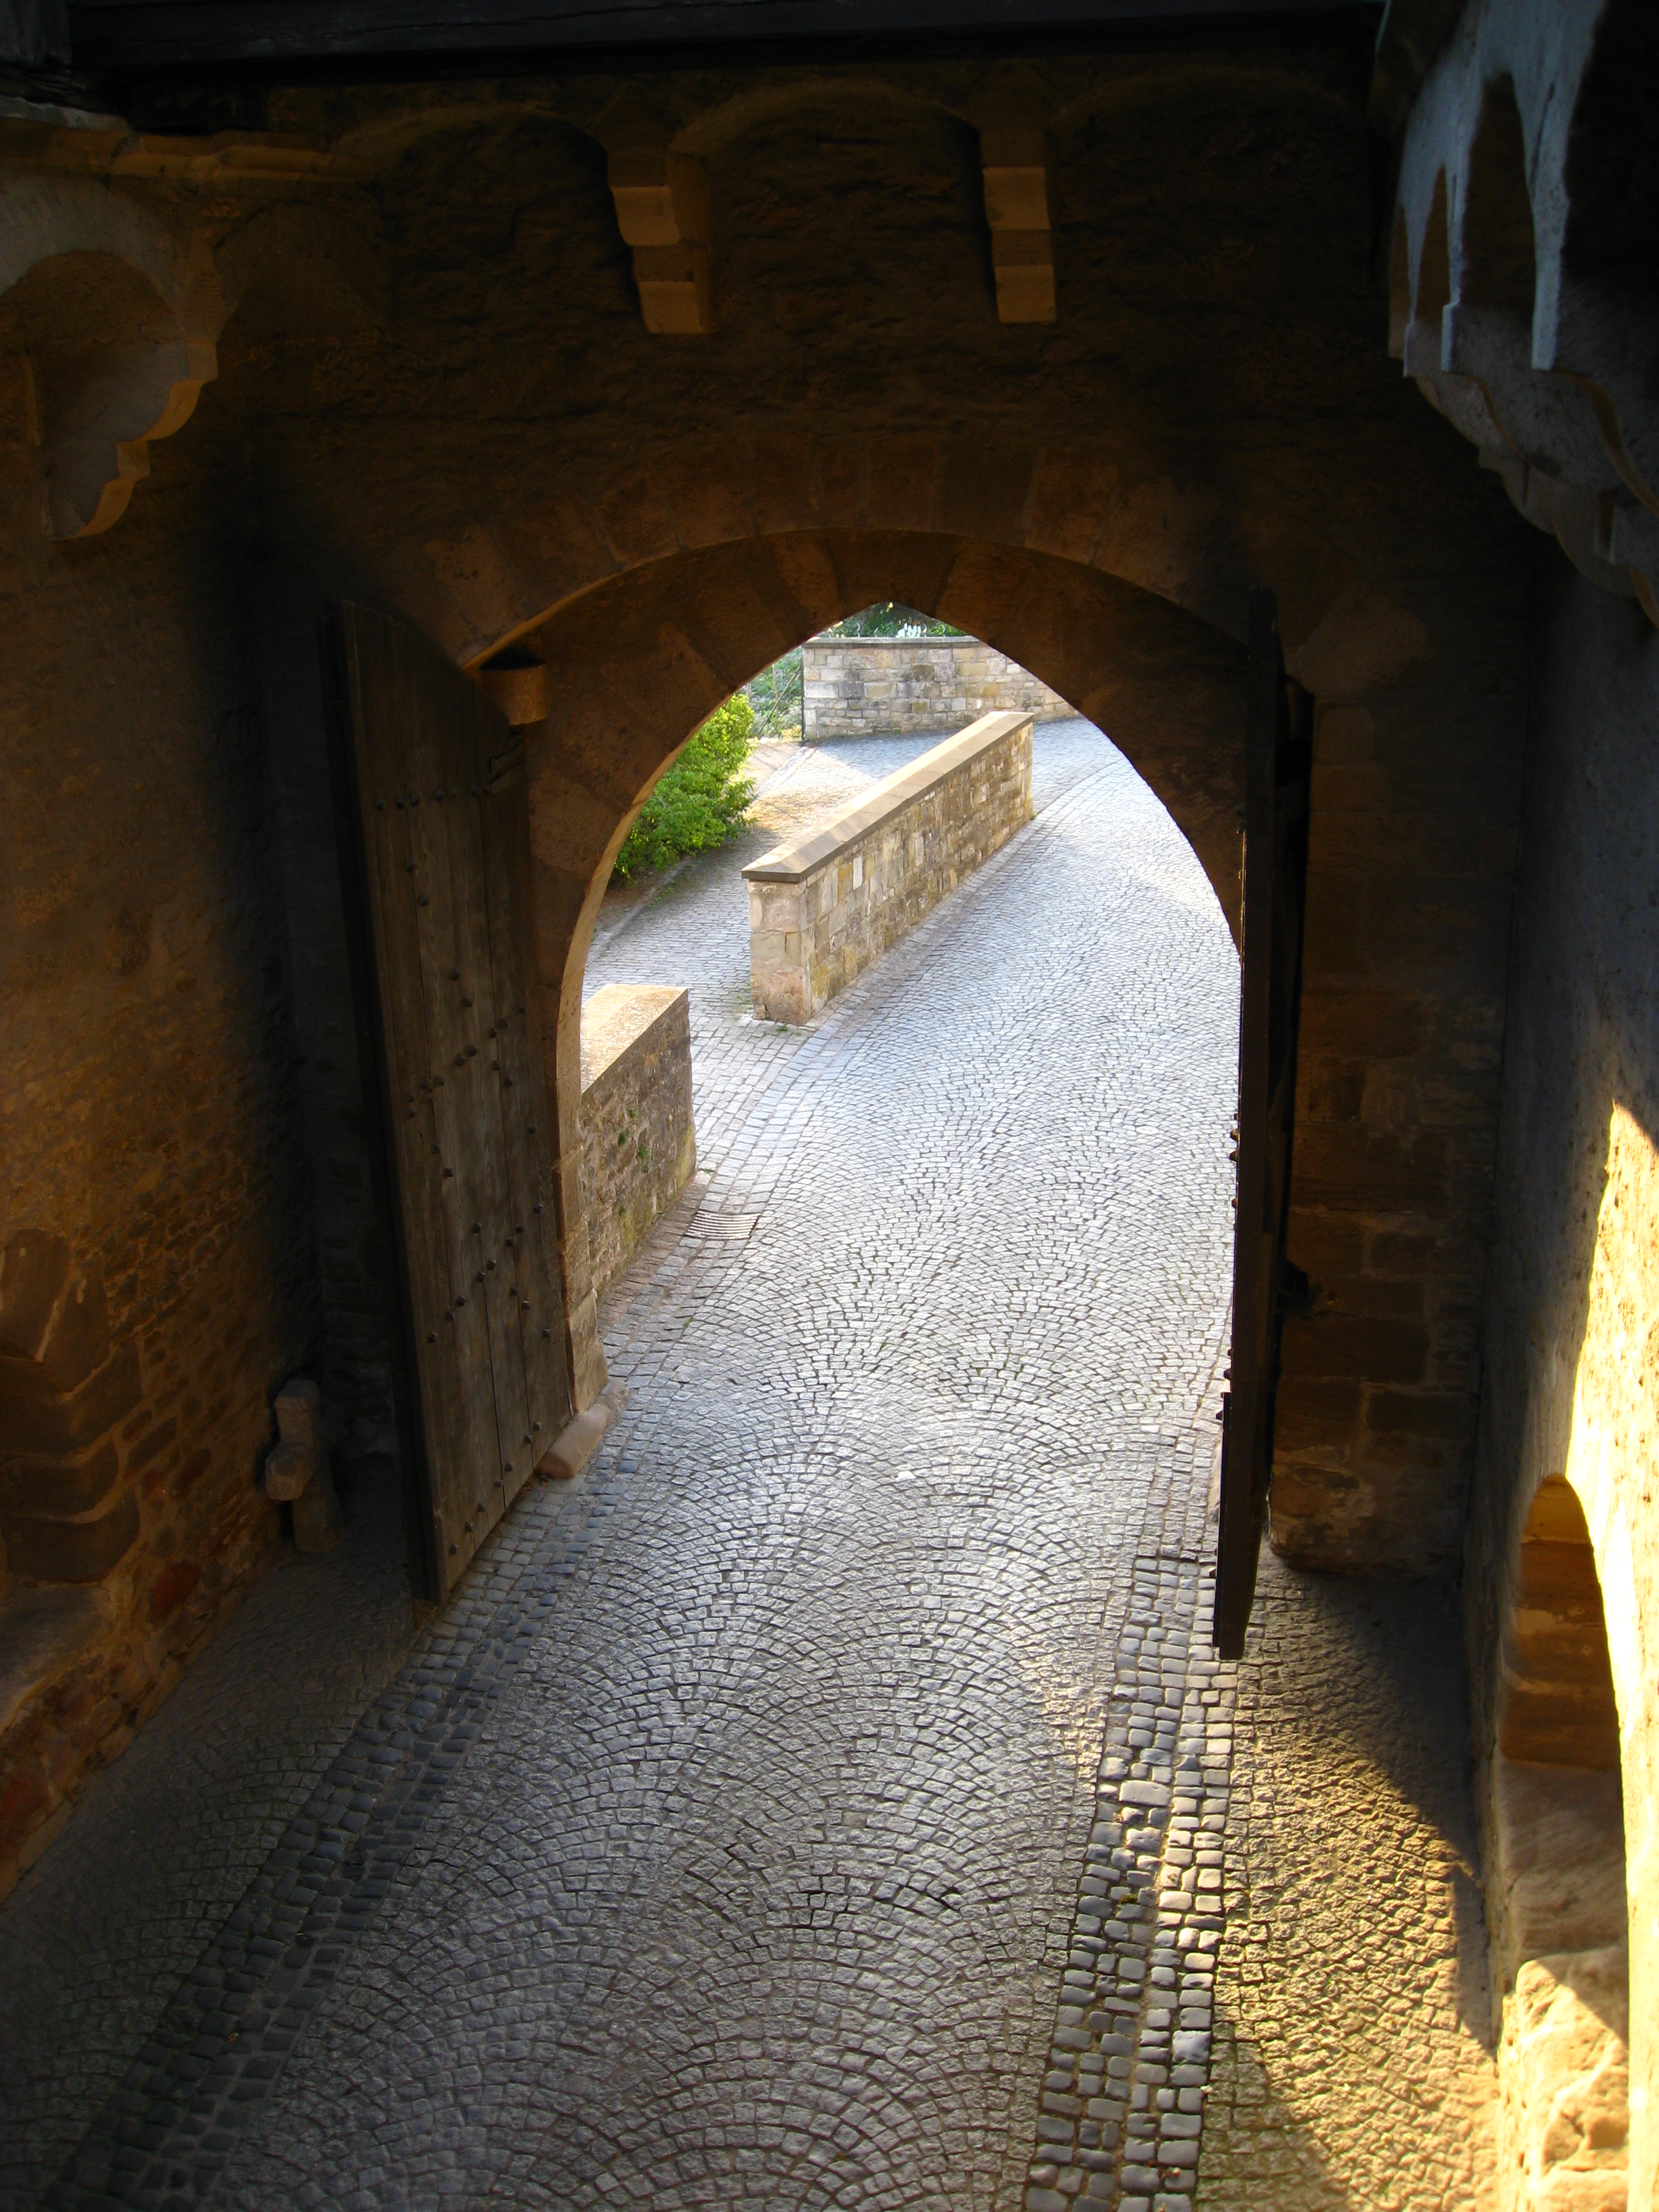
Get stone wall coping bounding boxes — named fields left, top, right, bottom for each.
left=580, top=982, right=689, bottom=1094
left=743, top=711, right=1032, bottom=885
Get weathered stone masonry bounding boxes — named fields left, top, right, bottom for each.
left=0, top=0, right=1595, bottom=2021
left=577, top=984, right=696, bottom=1302
left=801, top=634, right=1069, bottom=739
left=745, top=710, right=1033, bottom=1024
left=0, top=481, right=316, bottom=1902
left=1380, top=2, right=1659, bottom=2198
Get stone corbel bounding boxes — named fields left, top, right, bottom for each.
left=1539, top=274, right=1659, bottom=518
left=39, top=332, right=220, bottom=538
left=1389, top=20, right=1659, bottom=631
left=1478, top=453, right=1639, bottom=602
left=477, top=652, right=552, bottom=728
left=979, top=128, right=1055, bottom=325
left=1397, top=295, right=1659, bottom=621
left=1, top=189, right=227, bottom=539
left=607, top=148, right=712, bottom=335
left=1441, top=305, right=1624, bottom=493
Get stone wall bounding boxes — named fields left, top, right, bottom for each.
left=745, top=712, right=1032, bottom=1024
left=801, top=636, right=1069, bottom=739
left=1464, top=561, right=1659, bottom=2205
left=0, top=28, right=1550, bottom=1902
left=0, top=54, right=1538, bottom=1603
left=0, top=425, right=316, bottom=1902
left=577, top=986, right=696, bottom=1300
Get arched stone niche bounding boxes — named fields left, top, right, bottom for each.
left=1491, top=1473, right=1630, bottom=2211
left=1483, top=1097, right=1659, bottom=2209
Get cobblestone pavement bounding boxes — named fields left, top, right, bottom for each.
left=1200, top=1557, right=1496, bottom=2212
left=0, top=722, right=1494, bottom=2209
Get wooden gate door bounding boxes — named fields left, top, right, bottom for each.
left=1213, top=586, right=1313, bottom=1660
left=326, top=602, right=571, bottom=1602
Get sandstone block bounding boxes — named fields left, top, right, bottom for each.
left=537, top=1387, right=626, bottom=1481
left=1500, top=1947, right=1629, bottom=2211
left=575, top=987, right=695, bottom=1300
left=275, top=1378, right=325, bottom=1452
left=292, top=1461, right=344, bottom=1553
left=262, top=1441, right=312, bottom=1502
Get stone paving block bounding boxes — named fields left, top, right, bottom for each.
left=0, top=722, right=1494, bottom=2211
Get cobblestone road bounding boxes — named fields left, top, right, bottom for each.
left=0, top=724, right=1495, bottom=2210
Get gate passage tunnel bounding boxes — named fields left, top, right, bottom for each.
left=4, top=0, right=1659, bottom=2201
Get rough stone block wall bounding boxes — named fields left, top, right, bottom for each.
left=1462, top=563, right=1659, bottom=2198
left=745, top=712, right=1032, bottom=1023
left=1267, top=582, right=1528, bottom=1578
left=576, top=986, right=695, bottom=1300
left=0, top=438, right=316, bottom=1901
left=801, top=637, right=1069, bottom=739
left=0, top=39, right=1551, bottom=1906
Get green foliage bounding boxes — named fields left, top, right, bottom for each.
left=613, top=691, right=756, bottom=880
left=826, top=602, right=963, bottom=638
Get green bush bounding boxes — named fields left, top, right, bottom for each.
left=613, top=691, right=756, bottom=879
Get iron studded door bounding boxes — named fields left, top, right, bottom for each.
left=327, top=602, right=571, bottom=1601
left=1212, top=586, right=1312, bottom=1660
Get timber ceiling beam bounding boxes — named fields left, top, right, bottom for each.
left=43, top=0, right=1382, bottom=77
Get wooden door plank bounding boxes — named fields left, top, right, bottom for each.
left=327, top=602, right=573, bottom=1602
left=405, top=722, right=506, bottom=1583
left=477, top=751, right=571, bottom=1462
left=367, top=637, right=490, bottom=1586
left=434, top=708, right=535, bottom=1530
left=1213, top=585, right=1311, bottom=1660
left=342, top=623, right=475, bottom=1562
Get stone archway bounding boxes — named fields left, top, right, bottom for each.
left=364, top=362, right=1519, bottom=1587
left=1490, top=1097, right=1659, bottom=2211
left=489, top=529, right=1250, bottom=1403
left=1491, top=1471, right=1630, bottom=2211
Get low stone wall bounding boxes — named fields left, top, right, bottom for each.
left=745, top=712, right=1033, bottom=1024
left=577, top=985, right=696, bottom=1300
left=801, top=636, right=1069, bottom=739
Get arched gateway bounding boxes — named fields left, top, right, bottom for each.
left=323, top=537, right=1253, bottom=1593
left=14, top=0, right=1656, bottom=2192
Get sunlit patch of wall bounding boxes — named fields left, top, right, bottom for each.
left=1469, top=564, right=1659, bottom=2209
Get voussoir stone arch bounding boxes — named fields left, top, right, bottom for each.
left=670, top=73, right=980, bottom=164
left=502, top=527, right=1246, bottom=1401
left=416, top=427, right=1271, bottom=683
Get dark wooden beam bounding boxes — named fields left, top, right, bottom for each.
left=1212, top=586, right=1312, bottom=1662
left=60, top=0, right=1380, bottom=81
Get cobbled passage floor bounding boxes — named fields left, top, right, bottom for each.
left=0, top=722, right=1497, bottom=2211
